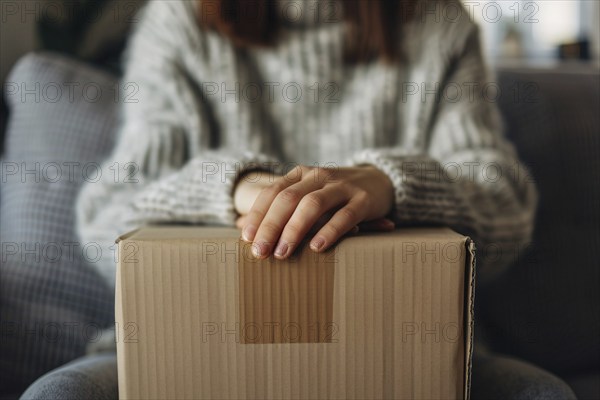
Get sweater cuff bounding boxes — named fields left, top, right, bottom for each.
left=350, top=149, right=454, bottom=225
left=130, top=151, right=283, bottom=226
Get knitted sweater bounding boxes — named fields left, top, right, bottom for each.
left=76, top=0, right=537, bottom=287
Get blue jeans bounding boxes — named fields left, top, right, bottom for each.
left=21, top=351, right=576, bottom=400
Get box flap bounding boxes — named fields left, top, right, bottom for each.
left=117, top=226, right=240, bottom=242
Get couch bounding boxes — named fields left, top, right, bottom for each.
left=1, top=52, right=598, bottom=399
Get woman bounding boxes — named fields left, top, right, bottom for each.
left=76, top=0, right=535, bottom=283
left=22, top=0, right=576, bottom=399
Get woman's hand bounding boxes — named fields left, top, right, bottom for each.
left=234, top=164, right=395, bottom=259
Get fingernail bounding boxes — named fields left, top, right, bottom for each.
left=252, top=241, right=264, bottom=258
left=274, top=241, right=289, bottom=258
left=310, top=237, right=325, bottom=252
left=242, top=225, right=257, bottom=242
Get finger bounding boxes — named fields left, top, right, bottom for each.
left=309, top=199, right=367, bottom=252
left=307, top=217, right=389, bottom=243
left=273, top=188, right=347, bottom=259
left=252, top=173, right=327, bottom=259
left=347, top=225, right=360, bottom=235
left=241, top=167, right=303, bottom=242
left=357, top=218, right=395, bottom=232
left=306, top=210, right=335, bottom=235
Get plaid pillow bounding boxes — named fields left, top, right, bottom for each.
left=1, top=52, right=118, bottom=394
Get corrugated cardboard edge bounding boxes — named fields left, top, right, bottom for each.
left=115, top=238, right=127, bottom=400
left=464, top=238, right=476, bottom=400
left=115, top=228, right=142, bottom=244
left=114, top=228, right=153, bottom=399
left=114, top=224, right=143, bottom=397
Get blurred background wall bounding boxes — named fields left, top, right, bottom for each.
left=1, top=1, right=38, bottom=89
left=2, top=0, right=599, bottom=83
left=471, top=0, right=600, bottom=64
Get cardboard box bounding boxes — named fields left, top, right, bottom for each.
left=115, top=226, right=475, bottom=400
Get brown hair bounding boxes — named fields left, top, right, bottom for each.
left=198, top=0, right=418, bottom=63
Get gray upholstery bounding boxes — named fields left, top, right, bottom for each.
left=481, top=66, right=600, bottom=376
left=0, top=52, right=118, bottom=394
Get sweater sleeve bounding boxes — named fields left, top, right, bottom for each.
left=351, top=25, right=537, bottom=284
left=75, top=1, right=280, bottom=286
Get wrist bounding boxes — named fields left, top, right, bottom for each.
left=358, top=164, right=395, bottom=217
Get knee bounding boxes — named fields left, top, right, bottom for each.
left=471, top=354, right=577, bottom=400
left=508, top=373, right=578, bottom=400
left=20, top=354, right=118, bottom=400
left=21, top=370, right=97, bottom=400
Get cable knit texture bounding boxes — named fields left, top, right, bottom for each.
left=76, top=0, right=537, bottom=288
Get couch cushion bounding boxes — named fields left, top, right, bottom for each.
left=480, top=66, right=600, bottom=374
left=1, top=52, right=117, bottom=394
